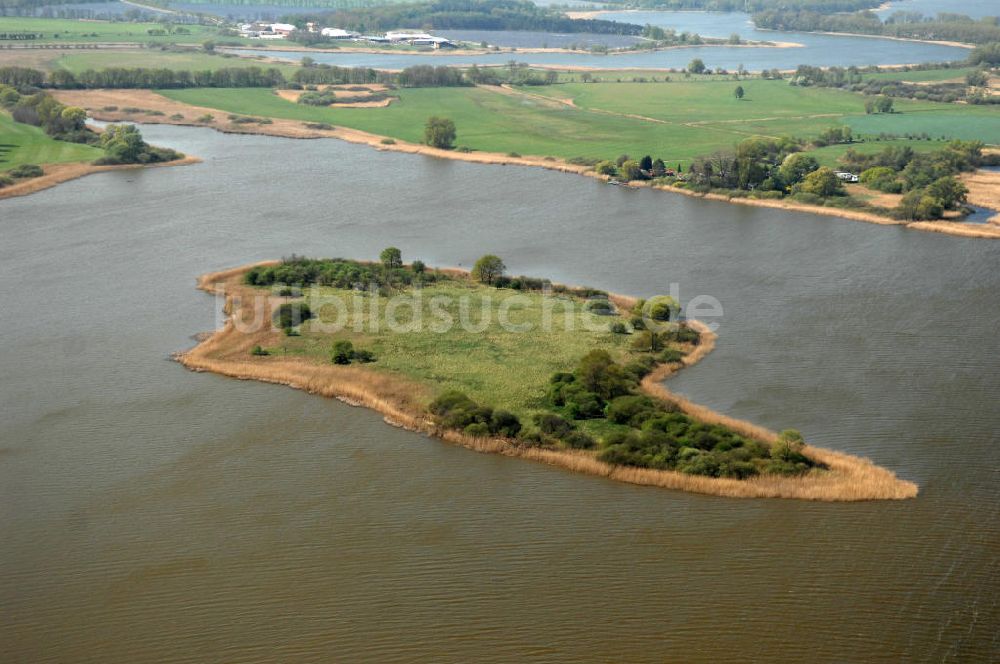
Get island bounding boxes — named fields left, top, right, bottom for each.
left=178, top=253, right=918, bottom=501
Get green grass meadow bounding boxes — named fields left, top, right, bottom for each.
left=162, top=78, right=998, bottom=164
left=844, top=109, right=1000, bottom=144
left=268, top=282, right=635, bottom=421
left=861, top=67, right=975, bottom=83
left=0, top=17, right=231, bottom=44
left=163, top=86, right=733, bottom=161
left=0, top=112, right=101, bottom=170
left=807, top=138, right=950, bottom=168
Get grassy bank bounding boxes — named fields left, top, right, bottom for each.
left=0, top=111, right=101, bottom=170
left=178, top=259, right=918, bottom=501
left=161, top=85, right=732, bottom=161
left=0, top=17, right=231, bottom=45
left=159, top=77, right=1000, bottom=164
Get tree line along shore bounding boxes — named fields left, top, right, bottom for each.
left=177, top=255, right=918, bottom=501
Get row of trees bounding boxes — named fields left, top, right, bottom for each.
left=595, top=154, right=680, bottom=181
left=0, top=64, right=475, bottom=91
left=842, top=141, right=983, bottom=219
left=754, top=10, right=1000, bottom=45
left=2, top=84, right=88, bottom=141
left=789, top=63, right=994, bottom=105
left=244, top=254, right=437, bottom=290
left=968, top=43, right=1000, bottom=66
left=292, top=0, right=645, bottom=36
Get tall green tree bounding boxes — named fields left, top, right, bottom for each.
left=100, top=124, right=146, bottom=164
left=472, top=254, right=505, bottom=285
left=778, top=153, right=820, bottom=186
left=424, top=116, right=456, bottom=149
left=796, top=167, right=845, bottom=197
left=380, top=247, right=403, bottom=269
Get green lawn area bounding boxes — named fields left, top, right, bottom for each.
left=845, top=109, right=1000, bottom=144
left=0, top=112, right=101, bottom=170
left=0, top=17, right=237, bottom=44
left=162, top=80, right=997, bottom=164
left=267, top=280, right=637, bottom=427
left=862, top=67, right=974, bottom=83
left=53, top=49, right=297, bottom=75
left=525, top=79, right=881, bottom=123
left=806, top=138, right=949, bottom=168
left=161, top=86, right=748, bottom=162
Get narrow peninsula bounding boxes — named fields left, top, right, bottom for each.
left=178, top=255, right=918, bottom=502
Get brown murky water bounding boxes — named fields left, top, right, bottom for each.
left=2, top=126, right=998, bottom=662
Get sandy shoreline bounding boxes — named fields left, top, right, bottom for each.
left=176, top=262, right=918, bottom=501
left=0, top=155, right=200, bottom=201
left=48, top=89, right=1000, bottom=239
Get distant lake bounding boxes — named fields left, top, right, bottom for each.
left=437, top=29, right=644, bottom=49
left=240, top=30, right=967, bottom=71
left=876, top=0, right=999, bottom=20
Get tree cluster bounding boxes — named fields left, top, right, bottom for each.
left=843, top=141, right=981, bottom=219
left=96, top=123, right=182, bottom=165
left=331, top=339, right=375, bottom=364
left=428, top=391, right=523, bottom=439
left=754, top=10, right=1000, bottom=45
left=789, top=63, right=993, bottom=105
left=245, top=255, right=438, bottom=290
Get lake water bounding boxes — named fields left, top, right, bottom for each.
left=876, top=0, right=1000, bottom=20
left=437, top=29, right=643, bottom=49
left=1, top=124, right=998, bottom=662
left=241, top=29, right=967, bottom=71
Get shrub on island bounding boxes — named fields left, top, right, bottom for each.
left=331, top=339, right=376, bottom=365
left=429, top=391, right=522, bottom=438
left=8, top=163, right=43, bottom=178
left=274, top=301, right=313, bottom=330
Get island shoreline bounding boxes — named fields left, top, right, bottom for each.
left=176, top=261, right=918, bottom=501
left=0, top=154, right=200, bottom=201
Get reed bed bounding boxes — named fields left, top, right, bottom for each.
left=178, top=263, right=918, bottom=502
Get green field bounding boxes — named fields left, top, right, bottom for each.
left=0, top=112, right=101, bottom=170
left=163, top=86, right=741, bottom=161
left=52, top=49, right=297, bottom=75
left=862, top=67, right=975, bottom=83
left=161, top=78, right=998, bottom=163
left=0, top=17, right=235, bottom=44
left=845, top=109, right=1000, bottom=144
left=807, top=138, right=949, bottom=168
left=265, top=280, right=637, bottom=432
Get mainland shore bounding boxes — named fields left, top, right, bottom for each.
left=0, top=154, right=199, bottom=201
left=176, top=261, right=918, bottom=501
left=49, top=87, right=1000, bottom=239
